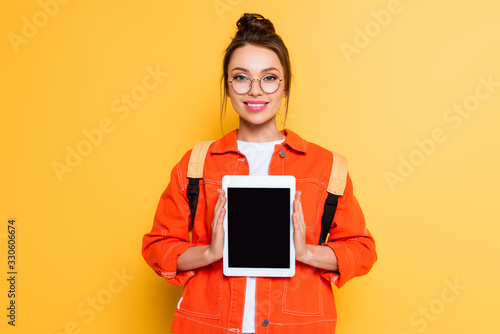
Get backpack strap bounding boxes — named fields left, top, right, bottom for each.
left=186, top=140, right=215, bottom=228
left=328, top=151, right=348, bottom=196
left=318, top=151, right=348, bottom=245
left=187, top=140, right=215, bottom=179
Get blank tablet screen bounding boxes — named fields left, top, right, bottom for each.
left=227, top=187, right=290, bottom=268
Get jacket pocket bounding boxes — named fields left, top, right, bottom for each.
left=282, top=264, right=323, bottom=316
left=177, top=262, right=223, bottom=319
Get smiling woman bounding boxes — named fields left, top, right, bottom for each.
left=227, top=44, right=287, bottom=141
left=142, top=13, right=377, bottom=334
left=220, top=13, right=292, bottom=139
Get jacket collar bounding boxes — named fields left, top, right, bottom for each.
left=211, top=129, right=307, bottom=154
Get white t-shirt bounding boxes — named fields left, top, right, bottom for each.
left=237, top=139, right=284, bottom=334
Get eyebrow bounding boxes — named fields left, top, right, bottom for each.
left=230, top=67, right=281, bottom=73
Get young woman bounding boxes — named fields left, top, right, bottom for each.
left=142, top=13, right=377, bottom=334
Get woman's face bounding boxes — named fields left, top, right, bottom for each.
left=227, top=44, right=286, bottom=130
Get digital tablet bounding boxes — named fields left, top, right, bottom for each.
left=222, top=175, right=295, bottom=277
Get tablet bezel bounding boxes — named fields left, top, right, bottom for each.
left=222, top=175, right=296, bottom=277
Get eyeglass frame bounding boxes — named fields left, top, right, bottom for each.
left=228, top=74, right=284, bottom=95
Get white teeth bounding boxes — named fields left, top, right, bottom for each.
left=247, top=103, right=265, bottom=107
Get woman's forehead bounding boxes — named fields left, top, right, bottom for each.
left=228, top=45, right=283, bottom=73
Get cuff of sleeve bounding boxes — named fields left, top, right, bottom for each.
left=160, top=242, right=196, bottom=286
left=321, top=243, right=354, bottom=288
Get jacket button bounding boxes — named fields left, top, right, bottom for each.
left=262, top=319, right=269, bottom=327
left=279, top=150, right=286, bottom=158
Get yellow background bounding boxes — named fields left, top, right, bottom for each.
left=2, top=0, right=499, bottom=333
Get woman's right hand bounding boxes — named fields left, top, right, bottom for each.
left=206, top=189, right=226, bottom=262
left=176, top=189, right=226, bottom=271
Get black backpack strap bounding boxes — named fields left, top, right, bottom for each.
left=187, top=178, right=200, bottom=228
left=318, top=193, right=340, bottom=244
left=186, top=140, right=215, bottom=228
left=318, top=151, right=348, bottom=245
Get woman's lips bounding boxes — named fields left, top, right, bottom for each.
left=243, top=100, right=269, bottom=112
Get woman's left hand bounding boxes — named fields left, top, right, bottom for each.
left=292, top=190, right=339, bottom=271
left=292, top=191, right=308, bottom=262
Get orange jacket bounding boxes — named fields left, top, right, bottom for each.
left=142, top=129, right=377, bottom=334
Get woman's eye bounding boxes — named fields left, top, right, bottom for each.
left=233, top=75, right=248, bottom=82
left=263, top=75, right=278, bottom=82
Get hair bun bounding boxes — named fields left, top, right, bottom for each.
left=236, top=13, right=276, bottom=36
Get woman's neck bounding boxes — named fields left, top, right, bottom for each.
left=236, top=119, right=284, bottom=142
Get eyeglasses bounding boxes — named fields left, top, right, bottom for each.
left=229, top=74, right=283, bottom=94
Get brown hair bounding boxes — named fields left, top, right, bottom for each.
left=220, top=13, right=292, bottom=131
